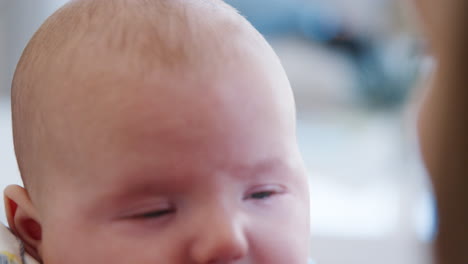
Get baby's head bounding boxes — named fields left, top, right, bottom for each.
left=5, top=0, right=310, bottom=263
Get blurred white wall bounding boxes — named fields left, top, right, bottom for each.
left=0, top=0, right=68, bottom=97
left=0, top=1, right=8, bottom=97
left=0, top=99, right=21, bottom=225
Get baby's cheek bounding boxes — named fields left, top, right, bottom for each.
left=248, top=222, right=309, bottom=263
left=44, top=217, right=186, bottom=264
left=247, top=196, right=310, bottom=263
left=41, top=229, right=138, bottom=264
left=40, top=221, right=112, bottom=264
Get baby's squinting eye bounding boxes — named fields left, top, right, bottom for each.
left=245, top=185, right=286, bottom=201
left=249, top=191, right=275, bottom=200
left=135, top=208, right=175, bottom=219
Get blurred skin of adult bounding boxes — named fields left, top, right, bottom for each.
left=415, top=0, right=468, bottom=263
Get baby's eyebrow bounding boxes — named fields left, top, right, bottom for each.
left=226, top=157, right=297, bottom=180
left=107, top=157, right=296, bottom=198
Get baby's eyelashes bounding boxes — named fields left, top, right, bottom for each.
left=135, top=208, right=176, bottom=219
left=244, top=184, right=286, bottom=201
left=248, top=191, right=275, bottom=200
left=117, top=200, right=176, bottom=220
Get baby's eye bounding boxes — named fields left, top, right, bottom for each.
left=136, top=208, right=175, bottom=219
left=245, top=184, right=286, bottom=201
left=248, top=191, right=275, bottom=200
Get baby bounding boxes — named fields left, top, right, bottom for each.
left=2, top=0, right=311, bottom=263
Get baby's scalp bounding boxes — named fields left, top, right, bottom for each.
left=11, top=0, right=283, bottom=206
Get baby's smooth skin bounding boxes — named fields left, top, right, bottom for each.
left=4, top=0, right=310, bottom=263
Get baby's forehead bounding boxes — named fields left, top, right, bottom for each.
left=74, top=85, right=297, bottom=183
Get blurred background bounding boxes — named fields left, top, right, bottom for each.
left=0, top=1, right=435, bottom=263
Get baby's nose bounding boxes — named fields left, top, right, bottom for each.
left=190, top=212, right=248, bottom=263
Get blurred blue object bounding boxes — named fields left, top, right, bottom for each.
left=339, top=37, right=420, bottom=108
left=227, top=0, right=422, bottom=109
left=225, top=0, right=343, bottom=42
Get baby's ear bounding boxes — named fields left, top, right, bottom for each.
left=4, top=185, right=42, bottom=261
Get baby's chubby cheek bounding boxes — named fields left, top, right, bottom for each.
left=242, top=186, right=310, bottom=262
